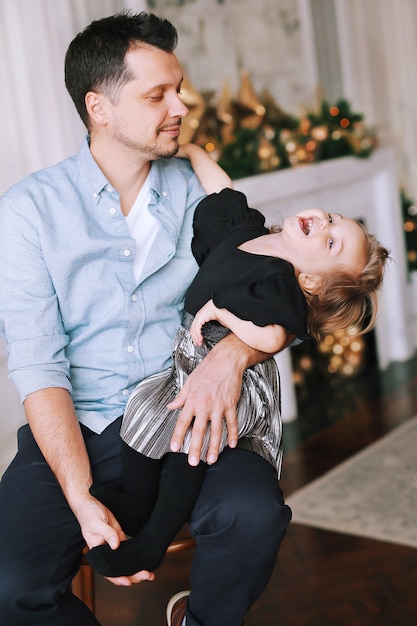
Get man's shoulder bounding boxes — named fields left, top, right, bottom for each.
left=1, top=153, right=79, bottom=201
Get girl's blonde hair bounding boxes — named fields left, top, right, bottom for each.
left=303, top=223, right=390, bottom=341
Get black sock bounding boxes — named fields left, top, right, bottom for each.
left=86, top=452, right=207, bottom=576
left=90, top=442, right=161, bottom=537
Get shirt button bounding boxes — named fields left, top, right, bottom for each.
left=131, top=294, right=138, bottom=302
left=109, top=207, right=117, bottom=215
left=122, top=389, right=129, bottom=396
left=123, top=249, right=131, bottom=257
left=162, top=191, right=168, bottom=197
left=93, top=192, right=98, bottom=198
left=127, top=345, right=134, bottom=353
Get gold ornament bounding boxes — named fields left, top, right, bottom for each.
left=233, top=70, right=266, bottom=130
left=178, top=73, right=207, bottom=144
left=257, top=129, right=280, bottom=172
left=216, top=79, right=236, bottom=145
left=260, top=88, right=298, bottom=130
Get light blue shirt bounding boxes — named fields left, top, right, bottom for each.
left=0, top=139, right=205, bottom=433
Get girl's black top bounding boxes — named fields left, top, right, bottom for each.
left=184, top=188, right=309, bottom=341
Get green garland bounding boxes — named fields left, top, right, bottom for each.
left=217, top=98, right=376, bottom=180
left=401, top=189, right=417, bottom=272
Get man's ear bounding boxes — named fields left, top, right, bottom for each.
left=85, top=91, right=108, bottom=127
left=298, top=272, right=322, bottom=295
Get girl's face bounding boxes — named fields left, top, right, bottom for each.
left=281, top=209, right=367, bottom=292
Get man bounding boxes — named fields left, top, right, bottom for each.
left=0, top=12, right=291, bottom=626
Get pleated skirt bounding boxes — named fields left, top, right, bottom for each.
left=120, top=314, right=283, bottom=476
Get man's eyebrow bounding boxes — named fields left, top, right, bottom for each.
left=143, top=77, right=183, bottom=93
left=144, top=83, right=169, bottom=91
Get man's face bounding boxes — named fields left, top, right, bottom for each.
left=103, top=45, right=189, bottom=160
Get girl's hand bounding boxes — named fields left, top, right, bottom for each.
left=175, top=144, right=232, bottom=193
left=190, top=299, right=220, bottom=345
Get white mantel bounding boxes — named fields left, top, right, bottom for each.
left=235, top=146, right=414, bottom=421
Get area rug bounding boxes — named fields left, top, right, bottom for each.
left=286, top=415, right=417, bottom=548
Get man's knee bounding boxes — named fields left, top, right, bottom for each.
left=192, top=448, right=292, bottom=547
left=224, top=472, right=291, bottom=550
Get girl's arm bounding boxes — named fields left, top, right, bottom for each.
left=177, top=143, right=232, bottom=194
left=190, top=299, right=294, bottom=354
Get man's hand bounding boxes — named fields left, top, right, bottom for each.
left=167, top=334, right=259, bottom=465
left=24, top=389, right=155, bottom=586
left=75, top=493, right=126, bottom=551
left=105, top=570, right=156, bottom=587
left=76, top=494, right=155, bottom=586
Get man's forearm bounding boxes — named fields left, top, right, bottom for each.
left=23, top=387, right=92, bottom=515
left=211, top=330, right=274, bottom=369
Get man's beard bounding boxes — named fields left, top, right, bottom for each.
left=113, top=121, right=181, bottom=159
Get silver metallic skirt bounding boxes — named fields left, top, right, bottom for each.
left=120, top=312, right=283, bottom=476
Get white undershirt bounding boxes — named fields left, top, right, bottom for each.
left=124, top=174, right=159, bottom=283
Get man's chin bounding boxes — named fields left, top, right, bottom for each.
left=148, top=140, right=180, bottom=160
left=161, top=143, right=180, bottom=159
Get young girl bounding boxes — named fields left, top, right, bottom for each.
left=86, top=145, right=389, bottom=577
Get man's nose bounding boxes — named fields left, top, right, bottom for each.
left=171, top=93, right=189, bottom=119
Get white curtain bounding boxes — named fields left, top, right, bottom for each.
left=337, top=0, right=417, bottom=201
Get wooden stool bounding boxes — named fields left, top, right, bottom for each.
left=71, top=536, right=196, bottom=614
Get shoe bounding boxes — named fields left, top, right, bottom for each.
left=166, top=590, right=190, bottom=626
left=166, top=590, right=247, bottom=625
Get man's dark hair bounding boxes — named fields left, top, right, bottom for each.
left=65, top=12, right=178, bottom=127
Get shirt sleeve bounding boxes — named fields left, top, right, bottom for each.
left=0, top=191, right=72, bottom=402
left=212, top=272, right=309, bottom=341
left=191, top=188, right=266, bottom=266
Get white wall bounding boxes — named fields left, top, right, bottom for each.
left=150, top=0, right=312, bottom=114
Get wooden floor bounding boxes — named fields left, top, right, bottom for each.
left=94, top=352, right=417, bottom=626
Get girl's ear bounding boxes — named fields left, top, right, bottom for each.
left=298, top=272, right=322, bottom=295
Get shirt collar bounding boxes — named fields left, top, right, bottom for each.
left=77, top=137, right=114, bottom=204
left=148, top=160, right=172, bottom=202
left=77, top=136, right=172, bottom=204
